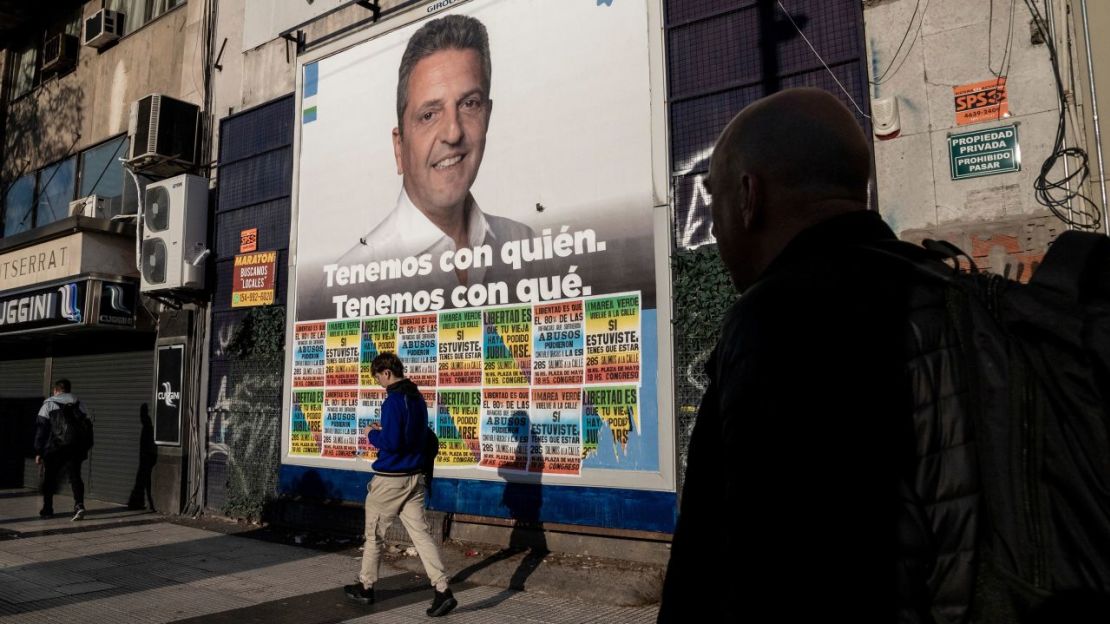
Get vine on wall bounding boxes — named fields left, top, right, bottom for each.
left=222, top=306, right=286, bottom=520
left=671, top=245, right=737, bottom=492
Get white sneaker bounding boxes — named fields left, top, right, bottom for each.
left=72, top=507, right=86, bottom=521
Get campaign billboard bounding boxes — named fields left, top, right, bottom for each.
left=286, top=0, right=669, bottom=489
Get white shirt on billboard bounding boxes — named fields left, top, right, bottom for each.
left=338, top=189, right=534, bottom=288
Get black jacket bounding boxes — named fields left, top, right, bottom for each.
left=659, top=211, right=978, bottom=623
left=34, top=393, right=92, bottom=459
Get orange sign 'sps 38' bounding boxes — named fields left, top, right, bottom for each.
left=954, top=78, right=1009, bottom=126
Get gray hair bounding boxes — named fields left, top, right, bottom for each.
left=396, top=14, right=492, bottom=133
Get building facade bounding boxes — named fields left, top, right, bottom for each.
left=865, top=0, right=1108, bottom=273
left=12, top=0, right=1094, bottom=565
left=0, top=0, right=213, bottom=514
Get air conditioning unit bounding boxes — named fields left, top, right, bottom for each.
left=140, top=174, right=208, bottom=293
left=42, top=33, right=79, bottom=73
left=128, top=94, right=200, bottom=175
left=83, top=9, right=125, bottom=48
left=68, top=195, right=105, bottom=218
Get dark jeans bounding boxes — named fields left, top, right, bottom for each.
left=40, top=450, right=85, bottom=512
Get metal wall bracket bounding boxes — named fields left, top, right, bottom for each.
left=355, top=0, right=382, bottom=22
left=281, top=29, right=306, bottom=56
left=277, top=0, right=384, bottom=55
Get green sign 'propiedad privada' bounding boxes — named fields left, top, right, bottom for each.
left=948, top=124, right=1021, bottom=180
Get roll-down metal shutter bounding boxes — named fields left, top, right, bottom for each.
left=0, top=358, right=46, bottom=489
left=52, top=351, right=154, bottom=504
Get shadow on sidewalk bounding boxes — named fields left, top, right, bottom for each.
left=167, top=571, right=468, bottom=624
left=450, top=429, right=548, bottom=611
left=2, top=506, right=151, bottom=524
left=0, top=524, right=329, bottom=615
left=0, top=490, right=40, bottom=499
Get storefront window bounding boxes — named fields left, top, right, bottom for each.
left=35, top=158, right=77, bottom=228
left=79, top=136, right=129, bottom=218
left=2, top=174, right=35, bottom=236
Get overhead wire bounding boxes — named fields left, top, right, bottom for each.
left=985, top=0, right=1016, bottom=124
left=1022, top=0, right=1101, bottom=230
left=182, top=0, right=219, bottom=518
left=869, top=0, right=930, bottom=87
left=987, top=0, right=1017, bottom=78
left=776, top=1, right=870, bottom=119
left=871, top=0, right=922, bottom=85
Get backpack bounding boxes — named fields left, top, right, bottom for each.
left=875, top=231, right=1110, bottom=621
left=423, top=426, right=439, bottom=500
left=401, top=393, right=439, bottom=500
left=48, top=401, right=91, bottom=452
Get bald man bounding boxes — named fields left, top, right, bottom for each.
left=658, top=89, right=977, bottom=622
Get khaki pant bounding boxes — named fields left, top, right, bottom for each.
left=359, top=473, right=448, bottom=589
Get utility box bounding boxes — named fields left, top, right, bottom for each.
left=140, top=174, right=208, bottom=293
left=83, top=9, right=125, bottom=48
left=128, top=94, right=201, bottom=176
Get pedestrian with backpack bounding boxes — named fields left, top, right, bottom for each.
left=33, top=379, right=94, bottom=521
left=660, top=89, right=980, bottom=623
left=343, top=352, right=456, bottom=617
left=659, top=87, right=1110, bottom=623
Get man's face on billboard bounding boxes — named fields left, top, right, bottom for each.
left=393, top=48, right=492, bottom=219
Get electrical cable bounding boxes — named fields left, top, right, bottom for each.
left=871, top=0, right=921, bottom=85
left=984, top=0, right=1016, bottom=124
left=182, top=307, right=208, bottom=517
left=123, top=161, right=145, bottom=273
left=1022, top=0, right=1101, bottom=230
left=182, top=0, right=220, bottom=517
left=988, top=0, right=1017, bottom=78
left=870, top=0, right=930, bottom=87
left=776, top=1, right=870, bottom=119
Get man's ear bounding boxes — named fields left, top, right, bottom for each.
left=392, top=127, right=404, bottom=175
left=738, top=172, right=761, bottom=230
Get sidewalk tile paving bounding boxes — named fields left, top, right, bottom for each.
left=0, top=489, right=659, bottom=623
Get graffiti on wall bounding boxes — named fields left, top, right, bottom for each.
left=901, top=212, right=1061, bottom=284
left=968, top=233, right=1045, bottom=282
left=208, top=364, right=283, bottom=518
left=208, top=308, right=286, bottom=518
left=673, top=147, right=717, bottom=250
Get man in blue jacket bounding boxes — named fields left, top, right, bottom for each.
left=345, top=352, right=457, bottom=617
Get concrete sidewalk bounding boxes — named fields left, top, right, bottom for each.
left=0, top=489, right=660, bottom=623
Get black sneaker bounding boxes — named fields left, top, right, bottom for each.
left=344, top=583, right=374, bottom=605
left=72, top=506, right=86, bottom=521
left=426, top=587, right=457, bottom=617
left=38, top=508, right=54, bottom=519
